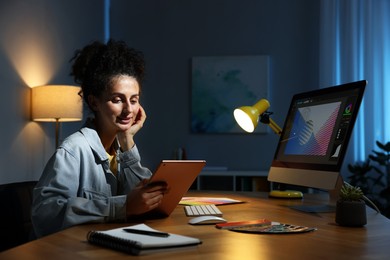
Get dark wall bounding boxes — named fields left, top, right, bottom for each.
left=111, top=0, right=320, bottom=171
left=0, top=0, right=320, bottom=184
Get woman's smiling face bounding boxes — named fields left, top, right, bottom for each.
left=91, top=75, right=140, bottom=134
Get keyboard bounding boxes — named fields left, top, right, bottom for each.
left=184, top=204, right=223, bottom=217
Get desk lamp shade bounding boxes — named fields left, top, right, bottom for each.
left=31, top=85, right=83, bottom=122
left=233, top=99, right=270, bottom=133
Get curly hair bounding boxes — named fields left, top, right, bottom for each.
left=70, top=39, right=145, bottom=107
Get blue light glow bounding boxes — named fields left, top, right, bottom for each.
left=104, top=0, right=110, bottom=42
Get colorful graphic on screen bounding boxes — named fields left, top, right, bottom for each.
left=343, top=103, right=352, bottom=116
left=285, top=102, right=341, bottom=155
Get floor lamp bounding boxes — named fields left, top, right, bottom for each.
left=31, top=85, right=83, bottom=147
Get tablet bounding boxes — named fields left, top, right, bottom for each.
left=148, top=160, right=206, bottom=216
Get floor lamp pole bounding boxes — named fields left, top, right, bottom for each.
left=55, top=118, right=60, bottom=148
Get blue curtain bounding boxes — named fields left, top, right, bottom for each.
left=320, top=0, right=390, bottom=171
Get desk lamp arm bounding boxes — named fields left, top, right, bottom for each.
left=259, top=112, right=282, bottom=136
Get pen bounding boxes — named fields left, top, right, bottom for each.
left=123, top=228, right=170, bottom=237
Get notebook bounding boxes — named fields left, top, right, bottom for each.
left=147, top=160, right=206, bottom=216
left=87, top=224, right=202, bottom=255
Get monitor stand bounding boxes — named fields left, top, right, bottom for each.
left=287, top=175, right=343, bottom=213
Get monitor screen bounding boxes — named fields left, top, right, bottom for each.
left=267, top=80, right=366, bottom=191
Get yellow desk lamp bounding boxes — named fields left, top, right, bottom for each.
left=233, top=99, right=303, bottom=199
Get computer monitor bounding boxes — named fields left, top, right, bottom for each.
left=267, top=80, right=366, bottom=207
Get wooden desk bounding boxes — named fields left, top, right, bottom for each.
left=2, top=191, right=390, bottom=259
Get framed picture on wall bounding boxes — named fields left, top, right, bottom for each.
left=191, top=55, right=269, bottom=134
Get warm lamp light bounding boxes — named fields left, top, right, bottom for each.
left=31, top=85, right=83, bottom=147
left=233, top=99, right=282, bottom=135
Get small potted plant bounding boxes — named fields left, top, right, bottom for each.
left=335, top=184, right=367, bottom=227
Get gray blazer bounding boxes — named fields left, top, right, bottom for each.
left=31, top=125, right=152, bottom=237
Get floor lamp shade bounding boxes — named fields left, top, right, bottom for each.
left=31, top=85, right=83, bottom=122
left=31, top=85, right=83, bottom=147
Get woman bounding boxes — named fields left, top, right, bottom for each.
left=31, top=40, right=167, bottom=238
